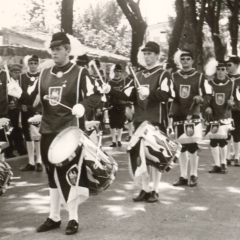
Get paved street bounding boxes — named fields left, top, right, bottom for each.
left=1, top=137, right=240, bottom=240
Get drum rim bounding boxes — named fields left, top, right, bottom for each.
left=48, top=126, right=83, bottom=165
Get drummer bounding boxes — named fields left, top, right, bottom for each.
left=205, top=60, right=238, bottom=173
left=7, top=32, right=102, bottom=235
left=103, top=41, right=175, bottom=202
left=170, top=49, right=211, bottom=187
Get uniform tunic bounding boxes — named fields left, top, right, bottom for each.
left=109, top=65, right=174, bottom=131
left=20, top=72, right=40, bottom=141
left=227, top=73, right=240, bottom=142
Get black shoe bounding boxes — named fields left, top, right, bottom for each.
left=133, top=190, right=150, bottom=202
left=221, top=164, right=227, bottom=174
left=117, top=141, right=122, bottom=147
left=126, top=136, right=131, bottom=142
left=189, top=175, right=198, bottom=187
left=235, top=159, right=240, bottom=167
left=66, top=220, right=78, bottom=235
left=173, top=177, right=188, bottom=186
left=227, top=159, right=231, bottom=166
left=20, top=163, right=35, bottom=171
left=147, top=191, right=159, bottom=203
left=109, top=142, right=117, bottom=147
left=208, top=165, right=222, bottom=173
left=36, top=163, right=43, bottom=172
left=36, top=218, right=61, bottom=232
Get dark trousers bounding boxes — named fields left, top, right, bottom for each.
left=40, top=134, right=58, bottom=188
left=7, top=109, right=26, bottom=155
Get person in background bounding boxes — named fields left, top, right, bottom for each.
left=19, top=55, right=43, bottom=172
left=226, top=56, right=240, bottom=166
left=6, top=64, right=27, bottom=158
left=107, top=64, right=126, bottom=147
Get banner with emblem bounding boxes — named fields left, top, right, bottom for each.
left=54, top=146, right=89, bottom=206
left=174, top=119, right=202, bottom=144
left=204, top=119, right=234, bottom=140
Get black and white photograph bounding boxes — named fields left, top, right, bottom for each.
left=0, top=0, right=240, bottom=239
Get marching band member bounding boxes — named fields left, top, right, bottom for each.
left=19, top=55, right=43, bottom=172
left=226, top=56, right=240, bottom=166
left=170, top=49, right=211, bottom=187
left=107, top=64, right=126, bottom=147
left=7, top=64, right=27, bottom=157
left=103, top=41, right=174, bottom=202
left=205, top=60, right=237, bottom=173
left=7, top=32, right=101, bottom=235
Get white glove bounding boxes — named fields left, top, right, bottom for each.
left=102, top=83, right=111, bottom=94
left=167, top=126, right=174, bottom=135
left=0, top=118, right=9, bottom=128
left=7, top=79, right=22, bottom=98
left=205, top=107, right=213, bottom=115
left=138, top=86, right=150, bottom=100
left=28, top=114, right=42, bottom=123
left=72, top=104, right=85, bottom=118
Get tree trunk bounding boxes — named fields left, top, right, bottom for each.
left=205, top=0, right=226, bottom=60
left=228, top=0, right=239, bottom=55
left=61, top=0, right=74, bottom=34
left=117, top=0, right=147, bottom=66
left=195, top=0, right=207, bottom=71
left=167, top=0, right=185, bottom=67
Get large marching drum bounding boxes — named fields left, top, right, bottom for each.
left=48, top=126, right=118, bottom=195
left=0, top=118, right=13, bottom=196
left=128, top=121, right=182, bottom=176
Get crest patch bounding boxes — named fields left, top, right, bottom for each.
left=180, top=85, right=191, bottom=98
left=48, top=87, right=63, bottom=106
left=215, top=93, right=225, bottom=105
left=66, top=164, right=79, bottom=187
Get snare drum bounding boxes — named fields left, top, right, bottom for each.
left=48, top=127, right=118, bottom=195
left=128, top=121, right=182, bottom=173
left=173, top=118, right=202, bottom=144
left=0, top=160, right=13, bottom=196
left=0, top=118, right=11, bottom=152
left=204, top=118, right=234, bottom=140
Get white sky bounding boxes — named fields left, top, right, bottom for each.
left=0, top=0, right=175, bottom=28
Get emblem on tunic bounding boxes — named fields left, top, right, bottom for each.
left=211, top=123, right=219, bottom=134
left=183, top=75, right=188, bottom=79
left=231, top=77, right=236, bottom=81
left=56, top=71, right=63, bottom=78
left=180, top=85, right=191, bottom=98
left=184, top=123, right=195, bottom=137
left=30, top=77, right=36, bottom=82
left=215, top=93, right=225, bottom=105
left=66, top=165, right=79, bottom=187
left=48, top=86, right=63, bottom=106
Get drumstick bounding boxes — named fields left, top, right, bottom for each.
left=91, top=61, right=105, bottom=85
left=95, top=131, right=102, bottom=160
left=43, top=95, right=72, bottom=110
left=189, top=99, right=195, bottom=111
left=127, top=63, right=140, bottom=88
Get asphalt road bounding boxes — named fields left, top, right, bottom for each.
left=1, top=137, right=240, bottom=240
